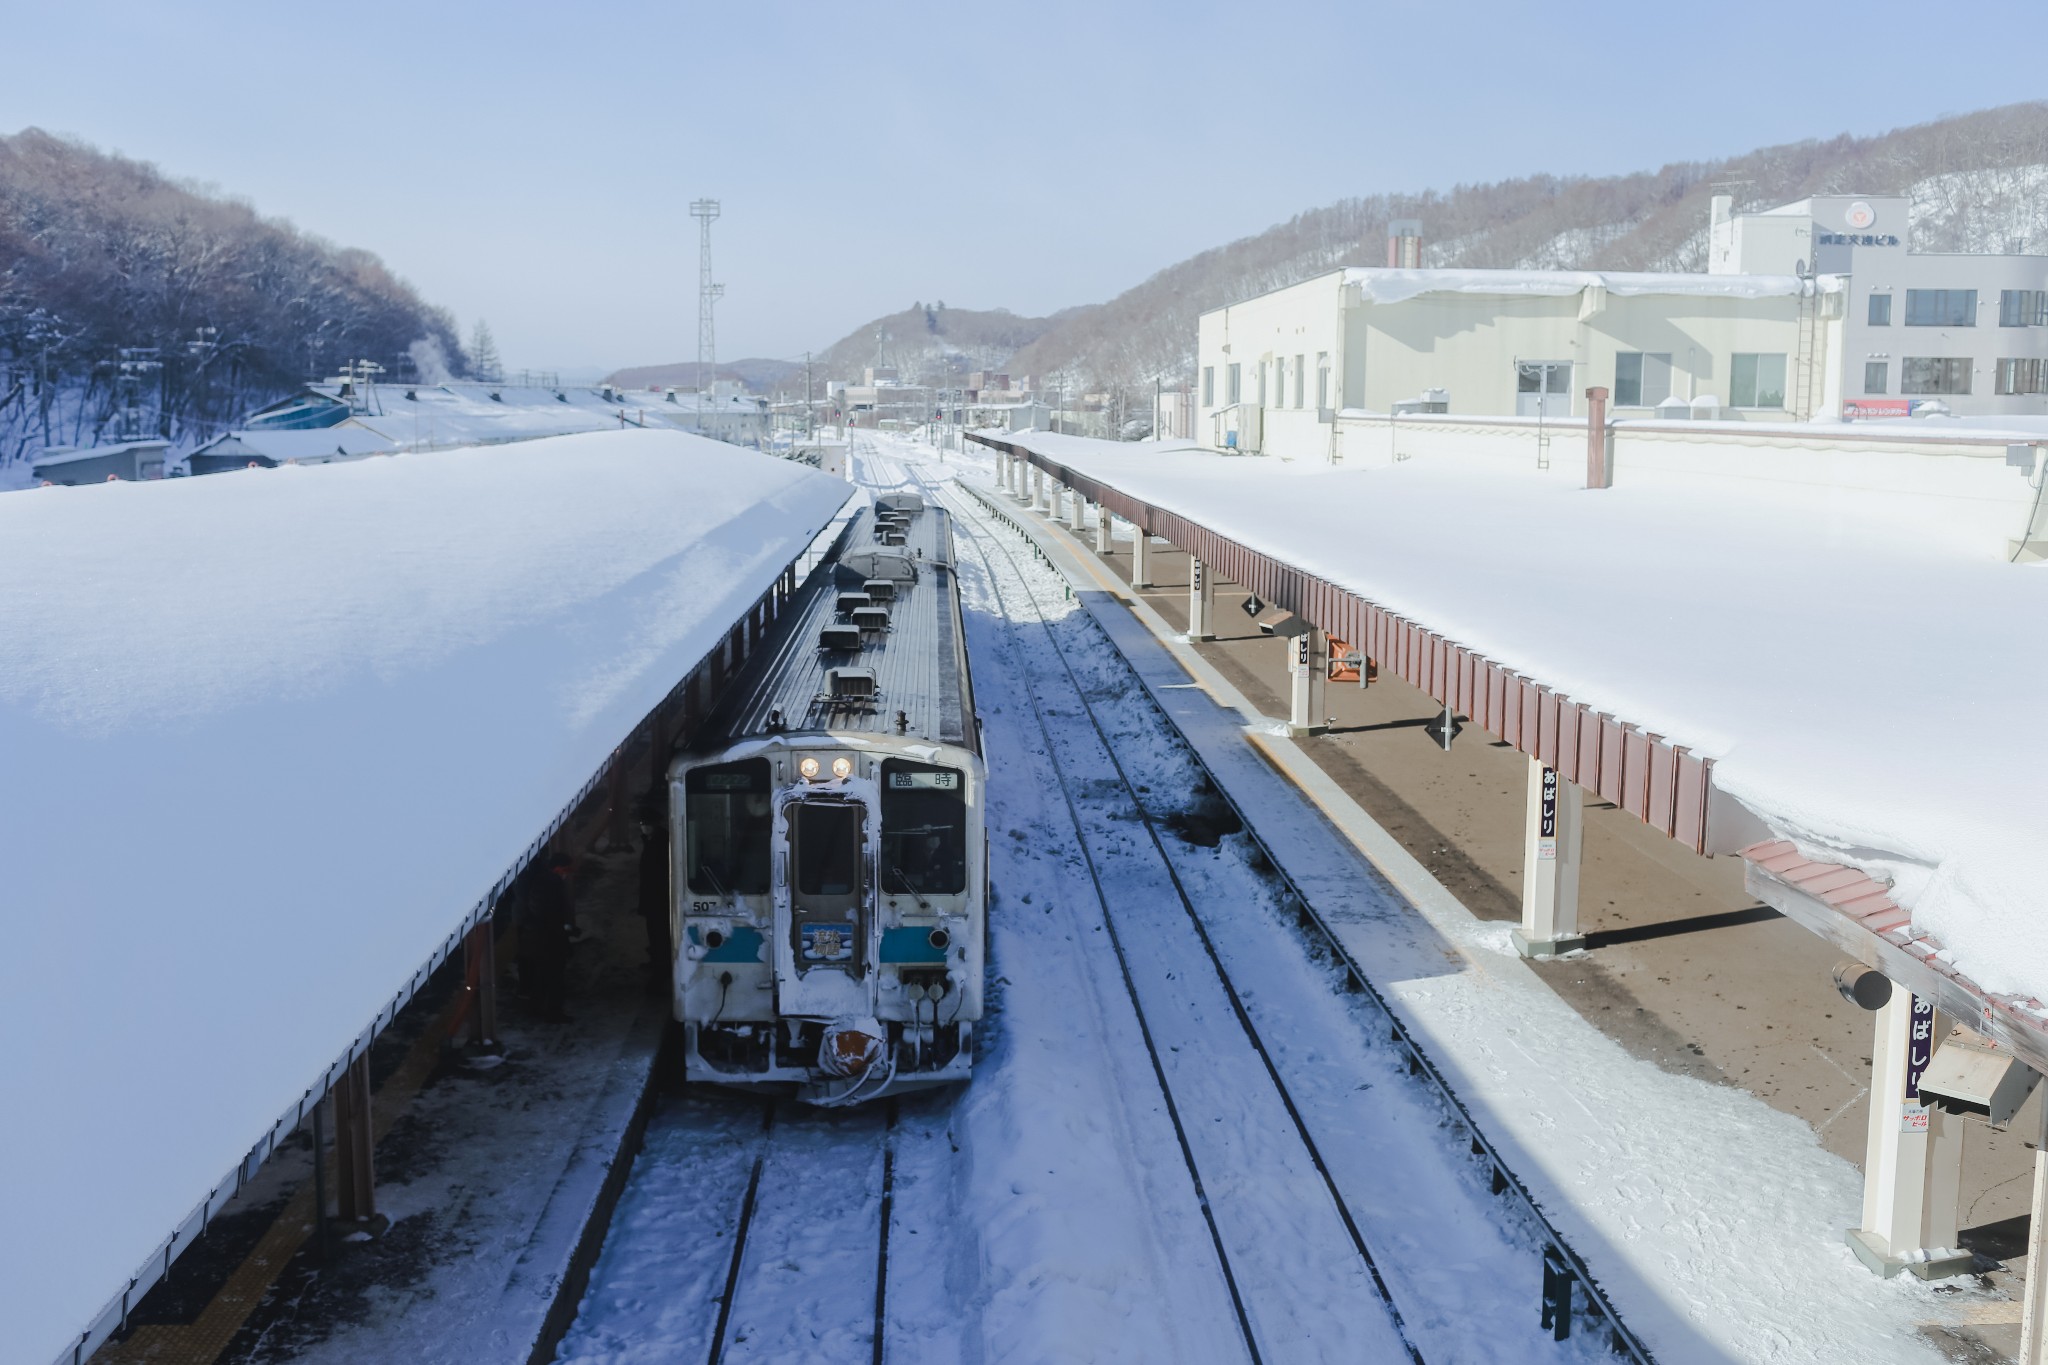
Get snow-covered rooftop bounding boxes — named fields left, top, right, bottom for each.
left=987, top=429, right=2048, bottom=1010
left=194, top=426, right=399, bottom=463
left=0, top=430, right=851, bottom=1365
left=30, top=439, right=171, bottom=469
left=1341, top=266, right=1843, bottom=305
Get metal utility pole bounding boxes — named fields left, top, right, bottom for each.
left=690, top=198, right=721, bottom=431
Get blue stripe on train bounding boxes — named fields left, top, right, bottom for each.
left=880, top=926, right=947, bottom=964
left=687, top=924, right=765, bottom=963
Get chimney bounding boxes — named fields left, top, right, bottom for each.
left=1387, top=219, right=1423, bottom=269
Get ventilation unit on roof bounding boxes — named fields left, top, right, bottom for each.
left=881, top=529, right=908, bottom=547
left=819, top=624, right=861, bottom=652
left=851, top=606, right=890, bottom=633
left=877, top=493, right=925, bottom=515
left=835, top=591, right=873, bottom=616
left=862, top=579, right=897, bottom=602
left=825, top=667, right=878, bottom=702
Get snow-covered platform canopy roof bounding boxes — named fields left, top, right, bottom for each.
left=974, top=428, right=2048, bottom=1068
left=0, top=430, right=851, bottom=1365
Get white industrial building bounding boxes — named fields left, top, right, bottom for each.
left=1196, top=195, right=2048, bottom=460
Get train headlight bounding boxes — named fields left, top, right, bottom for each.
left=799, top=756, right=821, bottom=780
left=831, top=757, right=854, bottom=779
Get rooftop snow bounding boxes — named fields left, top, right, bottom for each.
left=991, top=430, right=2048, bottom=1010
left=1340, top=266, right=1842, bottom=305
left=0, top=430, right=850, bottom=1365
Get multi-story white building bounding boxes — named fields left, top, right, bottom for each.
left=1194, top=196, right=2048, bottom=460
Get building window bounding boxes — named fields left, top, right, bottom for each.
left=1613, top=352, right=1672, bottom=407
left=1729, top=353, right=1787, bottom=408
left=1996, top=358, right=2047, bottom=395
left=1864, top=361, right=1889, bottom=395
left=1293, top=354, right=1305, bottom=408
left=1316, top=353, right=1330, bottom=410
left=1902, top=357, right=1972, bottom=394
left=1904, top=290, right=1977, bottom=327
left=1202, top=366, right=1214, bottom=407
left=1868, top=293, right=1891, bottom=326
left=1999, top=290, right=2048, bottom=327
left=1226, top=363, right=1241, bottom=405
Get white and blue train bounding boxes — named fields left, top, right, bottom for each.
left=667, top=493, right=987, bottom=1104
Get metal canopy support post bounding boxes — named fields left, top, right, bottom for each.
left=1188, top=558, right=1216, bottom=641
left=1848, top=992, right=1971, bottom=1278
left=1287, top=629, right=1328, bottom=737
left=1513, top=760, right=1585, bottom=958
left=464, top=917, right=498, bottom=1049
left=1095, top=502, right=1112, bottom=554
left=2019, top=1099, right=2048, bottom=1362
left=332, top=1052, right=376, bottom=1225
left=1131, top=525, right=1153, bottom=588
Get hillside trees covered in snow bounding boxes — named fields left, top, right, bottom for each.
left=0, top=128, right=467, bottom=468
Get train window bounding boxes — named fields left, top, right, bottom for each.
left=685, top=759, right=772, bottom=895
left=879, top=759, right=967, bottom=895
left=793, top=802, right=863, bottom=897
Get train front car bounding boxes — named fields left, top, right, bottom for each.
left=670, top=494, right=986, bottom=1105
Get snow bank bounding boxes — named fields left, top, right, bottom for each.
left=0, top=430, right=850, bottom=1365
left=997, top=432, right=2048, bottom=1007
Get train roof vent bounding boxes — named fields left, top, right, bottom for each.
left=826, top=667, right=878, bottom=701
left=835, top=591, right=872, bottom=616
left=862, top=578, right=897, bottom=602
left=851, top=606, right=890, bottom=632
left=819, top=623, right=862, bottom=652
left=881, top=529, right=908, bottom=546
left=876, top=493, right=925, bottom=515
left=842, top=549, right=918, bottom=582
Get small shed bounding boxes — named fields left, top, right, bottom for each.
left=32, top=441, right=172, bottom=486
left=187, top=427, right=397, bottom=475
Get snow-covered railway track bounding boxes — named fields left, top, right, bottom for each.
left=699, top=1100, right=897, bottom=1365
left=921, top=465, right=1426, bottom=1364
left=891, top=440, right=1648, bottom=1365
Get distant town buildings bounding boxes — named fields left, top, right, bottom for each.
left=1195, top=195, right=2048, bottom=459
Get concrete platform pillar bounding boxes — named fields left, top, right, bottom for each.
left=1065, top=488, right=1085, bottom=530
left=1287, top=629, right=1328, bottom=736
left=2019, top=1100, right=2048, bottom=1362
left=1049, top=482, right=1064, bottom=521
left=1848, top=991, right=1970, bottom=1279
left=1095, top=504, right=1113, bottom=554
left=1513, top=760, right=1585, bottom=959
left=332, top=1051, right=376, bottom=1224
left=1188, top=558, right=1216, bottom=641
left=1031, top=467, right=1045, bottom=511
left=1131, top=525, right=1153, bottom=587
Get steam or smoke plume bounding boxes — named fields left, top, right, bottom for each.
left=408, top=337, right=453, bottom=385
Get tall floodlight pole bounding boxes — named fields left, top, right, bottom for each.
left=690, top=198, right=721, bottom=431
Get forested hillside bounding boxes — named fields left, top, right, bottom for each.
left=812, top=300, right=1095, bottom=387
left=1008, top=101, right=2048, bottom=396
left=0, top=128, right=465, bottom=468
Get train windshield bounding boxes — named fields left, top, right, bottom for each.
left=879, top=759, right=967, bottom=895
left=685, top=759, right=772, bottom=895
left=793, top=802, right=863, bottom=897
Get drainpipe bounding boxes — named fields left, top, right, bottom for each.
left=1585, top=387, right=1611, bottom=489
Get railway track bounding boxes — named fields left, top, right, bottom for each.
left=903, top=458, right=1423, bottom=1363
left=702, top=1100, right=898, bottom=1365
left=886, top=439, right=1653, bottom=1365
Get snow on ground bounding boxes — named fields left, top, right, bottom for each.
left=0, top=430, right=849, bottom=1365
left=987, top=430, right=2048, bottom=1011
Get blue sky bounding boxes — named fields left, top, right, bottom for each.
left=5, top=0, right=2043, bottom=371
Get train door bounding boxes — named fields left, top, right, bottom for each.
left=776, top=794, right=874, bottom=1017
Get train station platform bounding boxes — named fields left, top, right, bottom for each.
left=966, top=426, right=2048, bottom=1362
left=1, top=430, right=851, bottom=1365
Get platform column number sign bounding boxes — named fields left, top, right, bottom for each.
left=1188, top=559, right=1215, bottom=641
left=1513, top=760, right=1584, bottom=959
left=1287, top=629, right=1327, bottom=737
left=1850, top=990, right=1968, bottom=1278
